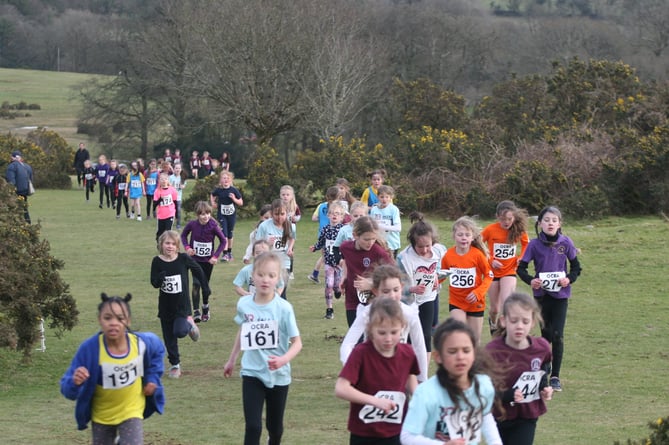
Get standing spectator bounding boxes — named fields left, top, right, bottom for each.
left=73, top=142, right=90, bottom=188
left=220, top=152, right=231, bottom=171
left=189, top=150, right=201, bottom=179
left=5, top=150, right=33, bottom=223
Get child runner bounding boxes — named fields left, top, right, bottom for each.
left=335, top=298, right=420, bottom=445
left=308, top=185, right=341, bottom=284
left=339, top=216, right=393, bottom=327
left=335, top=177, right=356, bottom=213
left=397, top=211, right=447, bottom=366
left=169, top=163, right=187, bottom=229
left=370, top=185, right=402, bottom=257
left=200, top=151, right=213, bottom=176
left=172, top=148, right=182, bottom=165
left=150, top=230, right=210, bottom=378
left=309, top=201, right=345, bottom=319
left=243, top=204, right=273, bottom=264
left=181, top=201, right=227, bottom=323
left=360, top=168, right=386, bottom=210
left=485, top=292, right=553, bottom=445
left=95, top=154, right=110, bottom=209
left=255, top=199, right=295, bottom=300
left=441, top=216, right=494, bottom=342
left=106, top=160, right=119, bottom=209
left=128, top=161, right=146, bottom=221
left=401, top=318, right=503, bottom=445
left=482, top=200, right=530, bottom=335
left=163, top=148, right=173, bottom=164
left=210, top=170, right=243, bottom=261
left=223, top=251, right=302, bottom=445
left=220, top=151, right=231, bottom=171
left=60, top=293, right=165, bottom=441
left=153, top=173, right=178, bottom=241
left=112, top=163, right=130, bottom=219
left=333, top=201, right=368, bottom=248
left=340, top=264, right=428, bottom=383
left=82, top=159, right=96, bottom=203
left=144, top=159, right=159, bottom=220
left=516, top=205, right=581, bottom=392
left=233, top=240, right=285, bottom=297
left=280, top=185, right=301, bottom=279
left=189, top=150, right=201, bottom=179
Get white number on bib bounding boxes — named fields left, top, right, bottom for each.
left=449, top=268, right=476, bottom=288
left=220, top=204, right=235, bottom=216
left=146, top=178, right=156, bottom=186
left=131, top=179, right=141, bottom=188
left=241, top=320, right=279, bottom=350
left=513, top=370, right=545, bottom=403
left=359, top=391, right=405, bottom=424
left=101, top=356, right=144, bottom=389
left=493, top=243, right=516, bottom=259
left=118, top=183, right=127, bottom=190
left=445, top=407, right=482, bottom=443
left=98, top=171, right=106, bottom=177
left=161, top=274, right=182, bottom=294
left=193, top=241, right=213, bottom=257
left=539, top=271, right=565, bottom=292
left=85, top=174, right=93, bottom=180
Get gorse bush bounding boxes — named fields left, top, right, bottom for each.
left=614, top=416, right=669, bottom=445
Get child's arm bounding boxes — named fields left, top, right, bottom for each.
left=406, top=312, right=428, bottom=382
left=405, top=374, right=418, bottom=396
left=268, top=335, right=302, bottom=371
left=481, top=412, right=503, bottom=445
left=335, top=377, right=397, bottom=414
left=150, top=258, right=166, bottom=289
left=339, top=314, right=366, bottom=364
left=223, top=328, right=242, bottom=377
left=234, top=285, right=251, bottom=297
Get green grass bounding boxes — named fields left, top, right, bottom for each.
left=0, top=68, right=102, bottom=146
left=1, top=185, right=669, bottom=444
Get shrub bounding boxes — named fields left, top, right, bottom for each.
left=614, top=416, right=669, bottom=445
left=246, top=143, right=289, bottom=211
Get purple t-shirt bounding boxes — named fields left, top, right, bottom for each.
left=520, top=233, right=578, bottom=299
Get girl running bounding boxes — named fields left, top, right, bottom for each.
left=481, top=200, right=529, bottom=335
left=369, top=185, right=402, bottom=257
left=516, top=206, right=581, bottom=392
left=223, top=252, right=302, bottom=445
left=360, top=168, right=386, bottom=209
left=233, top=240, right=285, bottom=297
left=211, top=170, right=243, bottom=261
left=243, top=204, right=273, bottom=264
left=144, top=159, right=159, bottom=219
left=95, top=154, right=110, bottom=209
left=485, top=292, right=553, bottom=445
left=153, top=173, right=177, bottom=241
left=128, top=161, right=146, bottom=221
left=169, top=162, right=187, bottom=229
left=280, top=185, right=301, bottom=279
left=82, top=159, right=96, bottom=202
left=112, top=163, right=130, bottom=219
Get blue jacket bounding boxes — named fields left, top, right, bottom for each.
left=5, top=160, right=33, bottom=195
left=60, top=331, right=166, bottom=430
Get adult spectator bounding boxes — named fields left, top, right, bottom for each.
left=73, top=142, right=90, bottom=187
left=5, top=150, right=33, bottom=223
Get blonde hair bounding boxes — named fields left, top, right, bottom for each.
left=157, top=230, right=181, bottom=254
left=453, top=216, right=488, bottom=257
left=365, top=298, right=406, bottom=340
left=280, top=185, right=298, bottom=216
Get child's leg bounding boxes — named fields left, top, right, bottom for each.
left=160, top=317, right=180, bottom=366
left=146, top=195, right=152, bottom=218
left=265, top=384, right=289, bottom=445
left=418, top=300, right=435, bottom=364
left=91, top=421, right=118, bottom=445
left=191, top=279, right=201, bottom=313
left=497, top=418, right=538, bottom=445
left=135, top=198, right=142, bottom=219
left=123, top=197, right=129, bottom=215
left=324, top=265, right=334, bottom=309
left=466, top=313, right=484, bottom=344
left=99, top=184, right=104, bottom=207
left=175, top=200, right=181, bottom=227
left=488, top=279, right=501, bottom=327
left=115, top=195, right=123, bottom=217
left=105, top=185, right=111, bottom=207
left=117, top=417, right=143, bottom=445
left=541, top=296, right=568, bottom=377
left=242, top=376, right=266, bottom=445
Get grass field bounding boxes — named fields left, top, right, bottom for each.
left=0, top=184, right=668, bottom=444
left=0, top=68, right=100, bottom=146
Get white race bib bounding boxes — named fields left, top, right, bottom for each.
left=161, top=194, right=174, bottom=206
left=100, top=355, right=144, bottom=389
left=85, top=173, right=93, bottom=180
left=220, top=203, right=235, bottom=216
left=161, top=274, right=182, bottom=294
left=268, top=236, right=286, bottom=252
left=539, top=271, right=566, bottom=292
left=358, top=391, right=405, bottom=424
left=98, top=170, right=106, bottom=177
left=325, top=239, right=335, bottom=255
left=131, top=179, right=141, bottom=188
left=513, top=370, right=545, bottom=403
left=241, top=320, right=279, bottom=350
left=413, top=269, right=436, bottom=296
left=493, top=243, right=516, bottom=260
left=193, top=241, right=213, bottom=257
left=118, top=183, right=127, bottom=190
left=444, top=407, right=482, bottom=443
left=146, top=178, right=156, bottom=186
left=449, top=267, right=476, bottom=289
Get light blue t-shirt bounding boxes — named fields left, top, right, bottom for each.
left=255, top=219, right=296, bottom=269
left=334, top=224, right=354, bottom=248
left=234, top=294, right=300, bottom=388
left=370, top=203, right=402, bottom=250
left=402, top=373, right=495, bottom=444
left=169, top=174, right=186, bottom=201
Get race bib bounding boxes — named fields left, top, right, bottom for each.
left=161, top=194, right=174, bottom=206
left=539, top=271, right=566, bottom=292
left=161, top=274, right=182, bottom=294
left=98, top=170, right=106, bottom=177
left=325, top=239, right=335, bottom=255
left=118, top=183, right=127, bottom=190
left=493, top=243, right=516, bottom=260
left=268, top=236, right=286, bottom=251
left=241, top=320, right=279, bottom=350
left=358, top=391, right=405, bottom=424
left=513, top=370, right=545, bottom=403
left=146, top=178, right=156, bottom=186
left=449, top=267, right=476, bottom=289
left=413, top=269, right=436, bottom=296
left=444, top=407, right=482, bottom=443
left=85, top=173, right=93, bottom=180
left=357, top=289, right=371, bottom=304
left=131, top=179, right=141, bottom=188
left=101, top=355, right=144, bottom=389
left=220, top=203, right=235, bottom=216
left=193, top=241, right=213, bottom=257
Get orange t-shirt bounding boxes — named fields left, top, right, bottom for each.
left=481, top=222, right=529, bottom=278
left=441, top=247, right=493, bottom=313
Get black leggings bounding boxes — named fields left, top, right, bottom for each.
left=417, top=300, right=435, bottom=352
left=115, top=194, right=129, bottom=216
left=160, top=316, right=191, bottom=366
left=242, top=376, right=289, bottom=445
left=99, top=184, right=111, bottom=207
left=192, top=262, right=214, bottom=309
left=537, top=295, right=568, bottom=377
left=497, top=417, right=538, bottom=445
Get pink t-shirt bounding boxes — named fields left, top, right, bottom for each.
left=153, top=186, right=177, bottom=219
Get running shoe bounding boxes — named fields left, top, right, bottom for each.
left=193, top=310, right=202, bottom=323
left=187, top=317, right=200, bottom=341
left=550, top=376, right=562, bottom=392
left=201, top=305, right=210, bottom=322
left=168, top=364, right=181, bottom=379
left=324, top=308, right=334, bottom=319
left=307, top=274, right=320, bottom=284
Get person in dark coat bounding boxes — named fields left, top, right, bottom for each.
left=5, top=150, right=33, bottom=223
left=74, top=142, right=91, bottom=187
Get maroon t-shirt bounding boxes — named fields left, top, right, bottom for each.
left=339, top=240, right=393, bottom=311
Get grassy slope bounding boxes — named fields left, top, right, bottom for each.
left=1, top=185, right=668, bottom=444
left=0, top=67, right=102, bottom=146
